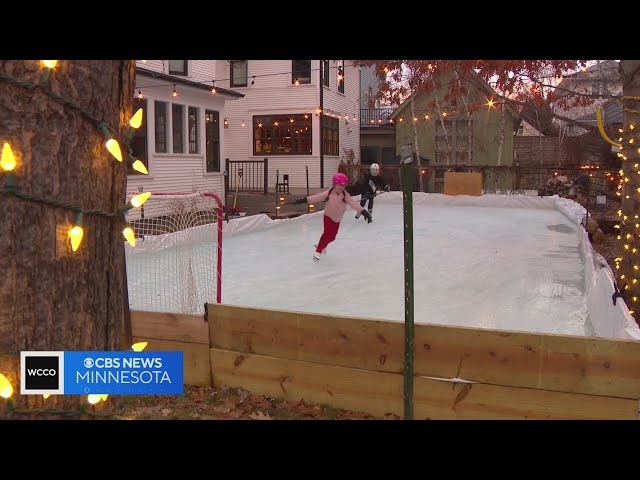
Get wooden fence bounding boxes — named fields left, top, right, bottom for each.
left=129, top=305, right=640, bottom=420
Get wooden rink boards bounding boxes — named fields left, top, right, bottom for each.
left=130, top=305, right=640, bottom=419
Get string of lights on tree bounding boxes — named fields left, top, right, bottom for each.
left=0, top=60, right=152, bottom=414
left=607, top=95, right=640, bottom=317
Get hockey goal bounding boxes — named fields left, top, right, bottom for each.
left=124, top=192, right=223, bottom=315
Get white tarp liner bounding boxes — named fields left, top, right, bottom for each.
left=127, top=192, right=640, bottom=341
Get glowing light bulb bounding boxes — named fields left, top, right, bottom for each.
left=1, top=143, right=16, bottom=171
left=106, top=139, right=122, bottom=162
left=130, top=192, right=151, bottom=208
left=123, top=227, right=136, bottom=247
left=132, top=160, right=148, bottom=175
left=42, top=60, right=57, bottom=69
left=0, top=374, right=13, bottom=399
left=87, top=394, right=101, bottom=404
left=100, top=394, right=108, bottom=401
left=69, top=225, right=83, bottom=252
left=43, top=394, right=51, bottom=399
left=295, top=79, right=300, bottom=86
left=138, top=90, right=143, bottom=99
left=131, top=342, right=148, bottom=352
left=241, top=121, right=245, bottom=127
left=487, top=99, right=495, bottom=108
left=211, top=87, right=217, bottom=94
left=129, top=108, right=143, bottom=129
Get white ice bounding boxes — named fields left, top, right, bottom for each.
left=221, top=196, right=588, bottom=336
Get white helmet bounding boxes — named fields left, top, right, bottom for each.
left=370, top=163, right=380, bottom=176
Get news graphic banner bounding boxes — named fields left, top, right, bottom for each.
left=20, top=351, right=183, bottom=395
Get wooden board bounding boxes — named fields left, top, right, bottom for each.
left=210, top=347, right=403, bottom=417
left=134, top=337, right=211, bottom=387
left=210, top=348, right=638, bottom=420
left=208, top=304, right=640, bottom=399
left=443, top=172, right=482, bottom=196
left=209, top=304, right=405, bottom=373
left=131, top=310, right=208, bottom=344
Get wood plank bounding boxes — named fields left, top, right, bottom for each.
left=208, top=304, right=640, bottom=399
left=134, top=337, right=211, bottom=387
left=443, top=172, right=483, bottom=196
left=414, top=325, right=640, bottom=400
left=210, top=348, right=638, bottom=420
left=210, top=348, right=403, bottom=417
left=414, top=377, right=638, bottom=420
left=131, top=310, right=208, bottom=344
left=209, top=304, right=405, bottom=373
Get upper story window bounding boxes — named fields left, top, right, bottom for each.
left=169, top=60, right=188, bottom=76
left=292, top=60, right=311, bottom=85
left=230, top=60, right=248, bottom=87
left=337, top=60, right=345, bottom=94
left=322, top=60, right=330, bottom=87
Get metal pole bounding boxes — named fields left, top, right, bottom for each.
left=306, top=165, right=310, bottom=214
left=400, top=143, right=415, bottom=420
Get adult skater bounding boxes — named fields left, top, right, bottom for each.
left=355, top=163, right=390, bottom=221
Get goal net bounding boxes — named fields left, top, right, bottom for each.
left=124, top=192, right=223, bottom=315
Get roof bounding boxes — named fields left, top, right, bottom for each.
left=136, top=67, right=245, bottom=98
left=391, top=68, right=519, bottom=119
left=561, top=60, right=620, bottom=81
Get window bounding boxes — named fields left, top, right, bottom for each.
left=205, top=111, right=220, bottom=172
left=323, top=116, right=339, bottom=156
left=592, top=82, right=601, bottom=97
left=154, top=101, right=167, bottom=153
left=292, top=60, right=311, bottom=85
left=435, top=119, right=473, bottom=164
left=337, top=60, right=345, bottom=94
left=172, top=104, right=184, bottom=153
left=129, top=98, right=147, bottom=174
left=188, top=106, right=199, bottom=154
left=169, top=60, right=188, bottom=76
left=230, top=60, right=248, bottom=87
left=322, top=60, right=330, bottom=87
left=253, top=114, right=312, bottom=155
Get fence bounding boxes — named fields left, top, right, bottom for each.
left=225, top=158, right=269, bottom=195
left=126, top=304, right=640, bottom=419
left=350, top=164, right=619, bottom=195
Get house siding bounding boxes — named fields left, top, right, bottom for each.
left=223, top=60, right=360, bottom=190
left=128, top=61, right=237, bottom=205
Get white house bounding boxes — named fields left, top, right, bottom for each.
left=126, top=60, right=244, bottom=199
left=220, top=60, right=361, bottom=190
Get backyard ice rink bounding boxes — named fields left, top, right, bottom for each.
left=219, top=194, right=588, bottom=336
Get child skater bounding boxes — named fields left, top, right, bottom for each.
left=294, top=173, right=371, bottom=261
left=355, top=163, right=390, bottom=221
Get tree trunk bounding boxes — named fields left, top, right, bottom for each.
left=432, top=78, right=451, bottom=165
left=619, top=60, right=640, bottom=318
left=453, top=68, right=472, bottom=164
left=497, top=104, right=506, bottom=166
left=410, top=94, right=423, bottom=191
left=0, top=60, right=135, bottom=415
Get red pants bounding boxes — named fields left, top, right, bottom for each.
left=316, top=215, right=340, bottom=253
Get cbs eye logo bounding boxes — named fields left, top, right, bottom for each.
left=20, top=352, right=65, bottom=395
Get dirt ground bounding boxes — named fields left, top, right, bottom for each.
left=112, top=384, right=400, bottom=420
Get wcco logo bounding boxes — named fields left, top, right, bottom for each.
left=21, top=351, right=65, bottom=395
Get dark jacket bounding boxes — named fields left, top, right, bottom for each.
left=359, top=173, right=388, bottom=197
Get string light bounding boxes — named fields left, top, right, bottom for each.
left=105, top=139, right=123, bottom=162
left=1, top=143, right=16, bottom=171
left=131, top=342, right=147, bottom=351
left=172, top=85, right=177, bottom=97
left=131, top=160, right=148, bottom=175
left=294, top=78, right=300, bottom=86
left=69, top=212, right=84, bottom=252
left=130, top=192, right=152, bottom=208
left=138, top=89, right=143, bottom=99
left=123, top=227, right=136, bottom=246
left=41, top=60, right=57, bottom=69
left=0, top=373, right=12, bottom=398
left=211, top=81, right=217, bottom=94
left=129, top=108, right=143, bottom=129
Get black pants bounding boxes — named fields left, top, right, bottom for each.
left=359, top=194, right=374, bottom=212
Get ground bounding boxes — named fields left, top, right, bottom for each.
left=112, top=384, right=400, bottom=420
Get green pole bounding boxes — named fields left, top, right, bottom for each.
left=400, top=144, right=415, bottom=420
